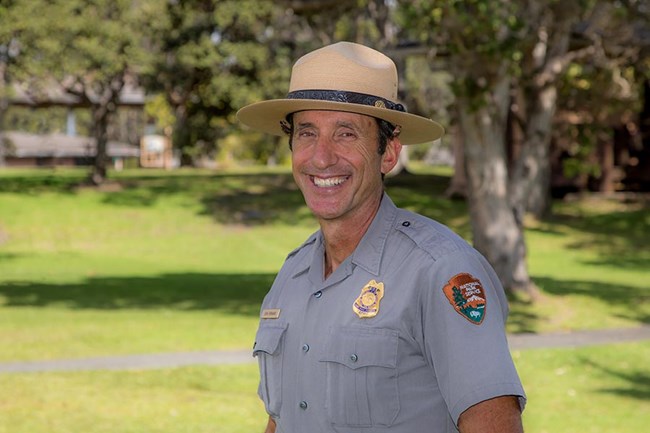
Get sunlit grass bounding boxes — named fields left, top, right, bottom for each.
left=0, top=364, right=267, bottom=433
left=1, top=167, right=648, bottom=360
left=0, top=167, right=648, bottom=433
left=516, top=341, right=650, bottom=433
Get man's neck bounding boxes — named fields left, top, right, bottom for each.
left=319, top=194, right=383, bottom=278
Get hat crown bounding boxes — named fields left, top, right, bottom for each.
left=289, top=42, right=398, bottom=101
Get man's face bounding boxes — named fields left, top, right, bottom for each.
left=291, top=110, right=400, bottom=223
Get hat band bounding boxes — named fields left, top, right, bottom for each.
left=286, top=89, right=406, bottom=112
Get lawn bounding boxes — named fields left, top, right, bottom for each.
left=0, top=166, right=648, bottom=432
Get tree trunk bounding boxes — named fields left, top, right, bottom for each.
left=89, top=105, right=110, bottom=185
left=0, top=104, right=6, bottom=168
left=596, top=132, right=616, bottom=193
left=458, top=75, right=534, bottom=294
left=511, top=85, right=557, bottom=219
left=0, top=62, right=7, bottom=167
left=445, top=123, right=467, bottom=199
left=513, top=4, right=577, bottom=218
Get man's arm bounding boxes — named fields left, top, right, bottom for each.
left=457, top=395, right=523, bottom=433
left=263, top=416, right=276, bottom=433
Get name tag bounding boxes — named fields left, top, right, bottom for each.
left=261, top=309, right=281, bottom=319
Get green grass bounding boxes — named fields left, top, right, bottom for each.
left=0, top=168, right=316, bottom=360
left=0, top=364, right=268, bottom=433
left=516, top=341, right=650, bottom=433
left=0, top=342, right=647, bottom=433
left=0, top=167, right=648, bottom=432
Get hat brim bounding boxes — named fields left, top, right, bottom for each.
left=237, top=99, right=444, bottom=145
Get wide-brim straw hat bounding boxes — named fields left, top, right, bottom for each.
left=237, top=41, right=444, bottom=145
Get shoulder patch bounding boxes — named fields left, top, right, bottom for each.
left=442, top=273, right=486, bottom=325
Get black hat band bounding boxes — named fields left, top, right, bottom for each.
left=286, top=89, right=406, bottom=113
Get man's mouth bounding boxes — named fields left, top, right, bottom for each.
left=311, top=176, right=349, bottom=188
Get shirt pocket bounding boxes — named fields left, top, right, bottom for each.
left=319, top=326, right=400, bottom=428
left=253, top=322, right=288, bottom=417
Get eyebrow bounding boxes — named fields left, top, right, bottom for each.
left=295, top=120, right=360, bottom=131
left=295, top=121, right=315, bottom=131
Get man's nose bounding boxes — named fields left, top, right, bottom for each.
left=311, top=136, right=338, bottom=168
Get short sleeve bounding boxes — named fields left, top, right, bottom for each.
left=421, top=248, right=526, bottom=424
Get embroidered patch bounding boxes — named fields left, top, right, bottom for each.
left=442, top=273, right=486, bottom=324
left=353, top=280, right=384, bottom=318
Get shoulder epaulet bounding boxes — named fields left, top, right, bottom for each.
left=286, top=230, right=319, bottom=261
left=394, top=208, right=470, bottom=261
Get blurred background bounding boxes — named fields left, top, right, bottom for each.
left=0, top=1, right=648, bottom=432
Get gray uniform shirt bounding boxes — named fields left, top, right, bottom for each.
left=253, top=194, right=526, bottom=432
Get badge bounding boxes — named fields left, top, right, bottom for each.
left=261, top=309, right=281, bottom=319
left=442, top=273, right=486, bottom=324
left=353, top=280, right=384, bottom=318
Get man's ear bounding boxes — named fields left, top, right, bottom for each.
left=381, top=137, right=402, bottom=175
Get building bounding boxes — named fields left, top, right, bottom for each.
left=1, top=131, right=140, bottom=169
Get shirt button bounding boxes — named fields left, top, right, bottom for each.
left=314, top=291, right=323, bottom=298
left=350, top=354, right=358, bottom=362
left=299, top=400, right=308, bottom=410
left=402, top=221, right=411, bottom=227
left=302, top=344, right=310, bottom=353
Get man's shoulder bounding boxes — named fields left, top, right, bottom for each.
left=285, top=230, right=319, bottom=261
left=393, top=208, right=471, bottom=261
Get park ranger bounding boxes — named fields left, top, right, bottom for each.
left=237, top=41, right=526, bottom=433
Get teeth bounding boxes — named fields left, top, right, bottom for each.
left=313, top=176, right=347, bottom=187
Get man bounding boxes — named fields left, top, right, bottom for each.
left=237, top=41, right=526, bottom=433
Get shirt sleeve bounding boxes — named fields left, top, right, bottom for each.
left=420, top=248, right=526, bottom=425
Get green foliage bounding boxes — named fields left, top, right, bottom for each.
left=141, top=0, right=292, bottom=165
left=6, top=0, right=156, bottom=89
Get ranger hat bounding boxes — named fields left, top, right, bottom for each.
left=237, top=41, right=444, bottom=145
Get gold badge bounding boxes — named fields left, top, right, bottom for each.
left=261, top=309, right=281, bottom=319
left=353, top=280, right=384, bottom=318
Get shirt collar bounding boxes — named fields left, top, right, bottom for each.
left=350, top=193, right=397, bottom=276
left=291, top=193, right=398, bottom=280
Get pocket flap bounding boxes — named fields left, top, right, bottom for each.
left=320, top=326, right=398, bottom=369
left=253, top=323, right=288, bottom=356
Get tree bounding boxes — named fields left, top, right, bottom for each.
left=5, top=0, right=158, bottom=184
left=142, top=0, right=299, bottom=166
left=399, top=0, right=536, bottom=294
left=0, top=0, right=21, bottom=167
left=398, top=0, right=649, bottom=295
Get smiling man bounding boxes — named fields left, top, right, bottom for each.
left=237, top=42, right=526, bottom=433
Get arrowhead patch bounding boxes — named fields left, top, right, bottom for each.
left=443, top=273, right=486, bottom=325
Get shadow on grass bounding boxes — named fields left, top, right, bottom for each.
left=99, top=171, right=316, bottom=227
left=0, top=169, right=85, bottom=194
left=537, top=199, right=650, bottom=272
left=535, top=276, right=649, bottom=321
left=581, top=357, right=650, bottom=401
left=506, top=300, right=543, bottom=334
left=0, top=273, right=274, bottom=315
left=506, top=276, right=650, bottom=334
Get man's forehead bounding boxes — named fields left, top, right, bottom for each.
left=293, top=110, right=375, bottom=127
